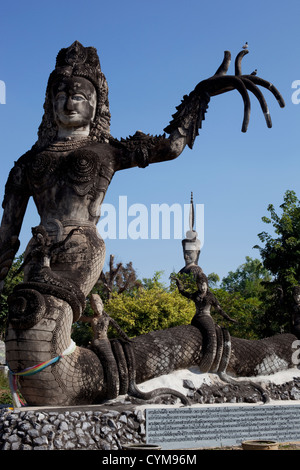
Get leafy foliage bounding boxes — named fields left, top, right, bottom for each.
left=105, top=283, right=194, bottom=338
left=254, top=190, right=300, bottom=335
left=212, top=288, right=265, bottom=339
left=101, top=268, right=265, bottom=341
left=72, top=258, right=272, bottom=344
left=220, top=256, right=271, bottom=299
left=255, top=190, right=300, bottom=288
left=0, top=370, right=12, bottom=405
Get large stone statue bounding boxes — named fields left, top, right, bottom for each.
left=1, top=41, right=291, bottom=407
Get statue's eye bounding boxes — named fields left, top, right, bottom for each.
left=55, top=92, right=67, bottom=101
left=72, top=94, right=86, bottom=101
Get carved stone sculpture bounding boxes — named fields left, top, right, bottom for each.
left=0, top=41, right=289, bottom=407
left=172, top=200, right=236, bottom=374
left=173, top=197, right=269, bottom=402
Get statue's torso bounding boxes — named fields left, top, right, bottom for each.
left=25, top=141, right=119, bottom=227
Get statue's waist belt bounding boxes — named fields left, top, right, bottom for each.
left=61, top=219, right=96, bottom=228
left=43, top=218, right=96, bottom=235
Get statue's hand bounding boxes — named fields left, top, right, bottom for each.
left=164, top=49, right=285, bottom=149
left=194, top=49, right=285, bottom=133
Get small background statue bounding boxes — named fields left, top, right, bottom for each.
left=172, top=193, right=236, bottom=373
left=173, top=194, right=269, bottom=402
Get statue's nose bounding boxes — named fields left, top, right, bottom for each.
left=66, top=96, right=75, bottom=111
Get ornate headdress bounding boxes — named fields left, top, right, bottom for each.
left=36, top=41, right=111, bottom=148
left=182, top=192, right=201, bottom=253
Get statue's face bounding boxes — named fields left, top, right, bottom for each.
left=183, top=249, right=198, bottom=265
left=52, top=77, right=97, bottom=130
left=294, top=293, right=300, bottom=304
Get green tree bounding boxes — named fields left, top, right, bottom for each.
left=212, top=288, right=265, bottom=339
left=254, top=190, right=300, bottom=334
left=207, top=272, right=220, bottom=288
left=220, top=256, right=271, bottom=299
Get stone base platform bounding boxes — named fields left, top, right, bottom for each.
left=2, top=400, right=300, bottom=451
left=3, top=367, right=300, bottom=450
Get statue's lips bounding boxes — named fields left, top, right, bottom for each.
left=61, top=112, right=79, bottom=120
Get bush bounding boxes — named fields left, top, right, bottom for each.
left=105, top=286, right=195, bottom=338
left=0, top=370, right=12, bottom=405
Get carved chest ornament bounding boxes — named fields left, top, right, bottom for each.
left=28, top=147, right=114, bottom=198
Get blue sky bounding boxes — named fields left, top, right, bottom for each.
left=0, top=0, right=299, bottom=285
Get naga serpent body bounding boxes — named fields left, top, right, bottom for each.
left=5, top=282, right=297, bottom=407
left=4, top=231, right=297, bottom=406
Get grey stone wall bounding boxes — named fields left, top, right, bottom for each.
left=0, top=405, right=146, bottom=450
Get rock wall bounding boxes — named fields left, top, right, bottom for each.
left=0, top=405, right=146, bottom=450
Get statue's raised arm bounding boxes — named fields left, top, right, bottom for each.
left=114, top=48, right=285, bottom=169
left=154, top=49, right=285, bottom=163
left=171, top=49, right=285, bottom=137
